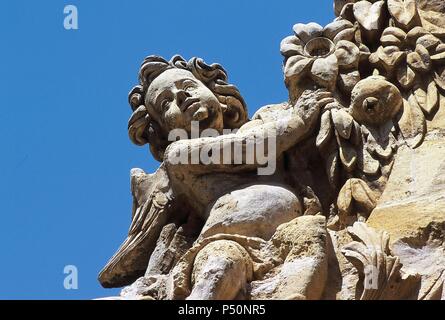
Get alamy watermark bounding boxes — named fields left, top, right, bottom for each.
left=63, top=5, right=78, bottom=30
left=63, top=265, right=78, bottom=290
left=167, top=121, right=277, bottom=176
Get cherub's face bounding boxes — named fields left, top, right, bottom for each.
left=146, top=69, right=223, bottom=134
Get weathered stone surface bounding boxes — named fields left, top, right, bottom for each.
left=367, top=137, right=445, bottom=299
left=98, top=0, right=445, bottom=300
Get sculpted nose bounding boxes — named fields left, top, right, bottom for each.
left=176, top=90, right=191, bottom=108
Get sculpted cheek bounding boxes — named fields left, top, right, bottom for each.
left=164, top=108, right=186, bottom=131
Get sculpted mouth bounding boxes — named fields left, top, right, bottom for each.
left=180, top=98, right=201, bottom=112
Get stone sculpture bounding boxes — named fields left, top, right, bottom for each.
left=99, top=0, right=445, bottom=300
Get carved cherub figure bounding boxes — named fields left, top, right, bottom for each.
left=99, top=55, right=333, bottom=299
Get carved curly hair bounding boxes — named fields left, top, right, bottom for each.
left=128, top=55, right=248, bottom=162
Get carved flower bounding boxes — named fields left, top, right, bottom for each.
left=350, top=75, right=402, bottom=126
left=281, top=21, right=361, bottom=101
left=370, top=26, right=445, bottom=115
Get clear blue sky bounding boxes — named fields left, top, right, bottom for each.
left=0, top=0, right=334, bottom=299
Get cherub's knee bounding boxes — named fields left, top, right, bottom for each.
left=200, top=184, right=302, bottom=240
left=188, top=240, right=253, bottom=300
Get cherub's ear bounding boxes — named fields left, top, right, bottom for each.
left=127, top=104, right=169, bottom=162
left=222, top=100, right=244, bottom=129
left=128, top=105, right=150, bottom=146
left=144, top=105, right=170, bottom=161
left=217, top=89, right=248, bottom=129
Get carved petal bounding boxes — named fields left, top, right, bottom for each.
left=397, top=64, right=416, bottom=89
left=406, top=27, right=428, bottom=44
left=323, top=20, right=354, bottom=40
left=413, top=79, right=439, bottom=115
left=388, top=0, right=419, bottom=28
left=436, top=44, right=445, bottom=54
left=338, top=179, right=353, bottom=216
left=431, top=51, right=445, bottom=63
left=284, top=55, right=314, bottom=82
left=375, top=144, right=393, bottom=160
left=380, top=27, right=407, bottom=47
left=349, top=120, right=362, bottom=146
left=335, top=40, right=360, bottom=69
left=316, top=110, right=333, bottom=150
left=333, top=28, right=356, bottom=43
left=293, top=22, right=323, bottom=43
left=310, top=54, right=339, bottom=89
left=280, top=36, right=304, bottom=58
left=342, top=223, right=418, bottom=300
left=397, top=95, right=426, bottom=148
left=407, top=44, right=431, bottom=73
left=377, top=46, right=406, bottom=69
left=419, top=9, right=445, bottom=38
left=416, top=34, right=441, bottom=52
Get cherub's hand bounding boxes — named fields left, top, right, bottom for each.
left=294, top=89, right=335, bottom=126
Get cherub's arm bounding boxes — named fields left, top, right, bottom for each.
left=164, top=89, right=333, bottom=175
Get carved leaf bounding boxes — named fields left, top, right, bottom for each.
left=397, top=95, right=426, bottom=148
left=362, top=148, right=380, bottom=175
left=316, top=110, right=333, bottom=151
left=339, top=179, right=376, bottom=212
left=380, top=27, right=406, bottom=47
left=397, top=64, right=416, bottom=89
left=341, top=222, right=419, bottom=300
left=406, top=26, right=428, bottom=44
left=406, top=44, right=431, bottom=73
left=335, top=40, right=360, bottom=69
left=338, top=137, right=357, bottom=172
left=434, top=66, right=445, bottom=91
left=331, top=108, right=354, bottom=139
left=413, top=79, right=439, bottom=115
left=349, top=120, right=362, bottom=146
left=326, top=150, right=340, bottom=189
left=337, top=179, right=377, bottom=226
left=353, top=1, right=386, bottom=32
left=388, top=0, right=419, bottom=28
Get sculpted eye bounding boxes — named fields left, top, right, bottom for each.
left=161, top=99, right=170, bottom=109
left=183, top=81, right=196, bottom=91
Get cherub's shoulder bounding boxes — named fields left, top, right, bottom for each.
left=251, top=102, right=291, bottom=123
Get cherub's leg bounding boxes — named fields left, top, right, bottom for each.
left=187, top=240, right=253, bottom=300
left=199, top=184, right=302, bottom=241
